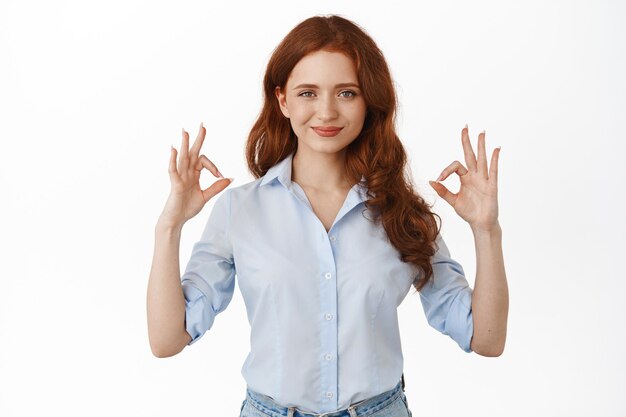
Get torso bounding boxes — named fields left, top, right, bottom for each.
left=296, top=183, right=352, bottom=233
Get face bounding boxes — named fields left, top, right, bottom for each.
left=275, top=50, right=367, bottom=156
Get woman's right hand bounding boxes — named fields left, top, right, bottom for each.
left=158, top=123, right=233, bottom=228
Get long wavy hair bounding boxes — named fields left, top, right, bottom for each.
left=245, top=14, right=441, bottom=292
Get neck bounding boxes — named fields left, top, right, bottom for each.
left=291, top=148, right=352, bottom=191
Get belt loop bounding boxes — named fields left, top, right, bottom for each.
left=348, top=405, right=358, bottom=417
left=288, top=406, right=295, bottom=417
left=401, top=373, right=405, bottom=392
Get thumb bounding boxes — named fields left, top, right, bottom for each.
left=429, top=180, right=456, bottom=207
left=202, top=178, right=234, bottom=202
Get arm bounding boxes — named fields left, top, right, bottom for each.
left=469, top=222, right=508, bottom=356
left=147, top=220, right=193, bottom=358
left=430, top=124, right=508, bottom=357
left=146, top=124, right=232, bottom=358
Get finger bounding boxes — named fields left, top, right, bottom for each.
left=196, top=155, right=225, bottom=178
left=436, top=160, right=468, bottom=182
left=429, top=180, right=457, bottom=207
left=201, top=178, right=233, bottom=202
left=489, top=146, right=500, bottom=183
left=168, top=146, right=182, bottom=185
left=477, top=130, right=488, bottom=178
left=462, top=124, right=477, bottom=172
left=179, top=129, right=190, bottom=173
left=189, top=122, right=206, bottom=166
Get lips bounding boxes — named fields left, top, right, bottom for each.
left=312, top=126, right=343, bottom=137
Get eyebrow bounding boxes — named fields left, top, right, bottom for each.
left=292, top=82, right=360, bottom=90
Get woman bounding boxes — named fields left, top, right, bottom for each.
left=147, top=14, right=508, bottom=417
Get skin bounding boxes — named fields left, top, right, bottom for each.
left=275, top=49, right=367, bottom=192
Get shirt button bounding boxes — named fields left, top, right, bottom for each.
left=330, top=235, right=336, bottom=241
left=325, top=353, right=333, bottom=361
left=326, top=392, right=333, bottom=398
left=325, top=313, right=333, bottom=320
left=325, top=272, right=332, bottom=279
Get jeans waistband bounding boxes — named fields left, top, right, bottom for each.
left=245, top=378, right=405, bottom=417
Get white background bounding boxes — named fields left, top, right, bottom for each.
left=1, top=0, right=624, bottom=416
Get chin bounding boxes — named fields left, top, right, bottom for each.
left=301, top=139, right=351, bottom=155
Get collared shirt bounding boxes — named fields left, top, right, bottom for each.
left=181, top=151, right=474, bottom=414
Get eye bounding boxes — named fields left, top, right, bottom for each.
left=339, top=90, right=357, bottom=98
left=298, top=91, right=315, bottom=97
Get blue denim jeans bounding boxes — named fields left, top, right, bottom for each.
left=239, top=378, right=413, bottom=417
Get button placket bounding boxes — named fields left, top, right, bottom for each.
left=319, top=238, right=338, bottom=411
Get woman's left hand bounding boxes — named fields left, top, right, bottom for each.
left=429, top=125, right=501, bottom=233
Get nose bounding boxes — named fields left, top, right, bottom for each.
left=316, top=94, right=339, bottom=122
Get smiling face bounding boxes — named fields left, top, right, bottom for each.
left=275, top=49, right=367, bottom=156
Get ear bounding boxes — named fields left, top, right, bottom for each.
left=275, top=86, right=290, bottom=119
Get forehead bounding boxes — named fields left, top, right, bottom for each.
left=287, top=50, right=358, bottom=86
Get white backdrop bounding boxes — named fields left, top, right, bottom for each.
left=1, top=1, right=624, bottom=416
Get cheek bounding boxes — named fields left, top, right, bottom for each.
left=287, top=103, right=312, bottom=123
left=346, top=103, right=367, bottom=125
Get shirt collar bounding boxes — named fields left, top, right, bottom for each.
left=259, top=151, right=370, bottom=203
left=260, top=151, right=295, bottom=188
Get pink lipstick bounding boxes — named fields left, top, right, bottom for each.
left=312, top=126, right=343, bottom=137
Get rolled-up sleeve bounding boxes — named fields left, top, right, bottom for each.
left=418, top=233, right=474, bottom=353
left=181, top=188, right=235, bottom=345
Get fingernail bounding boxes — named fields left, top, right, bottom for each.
left=227, top=177, right=234, bottom=182
left=464, top=123, right=468, bottom=130
left=200, top=121, right=204, bottom=129
left=481, top=129, right=486, bottom=135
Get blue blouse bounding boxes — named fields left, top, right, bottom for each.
left=181, top=151, right=474, bottom=414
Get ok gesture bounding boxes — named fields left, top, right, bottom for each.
left=429, top=125, right=501, bottom=233
left=159, top=123, right=233, bottom=228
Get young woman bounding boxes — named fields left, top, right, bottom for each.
left=147, top=14, right=508, bottom=417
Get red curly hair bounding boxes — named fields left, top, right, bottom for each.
left=245, top=14, right=441, bottom=292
